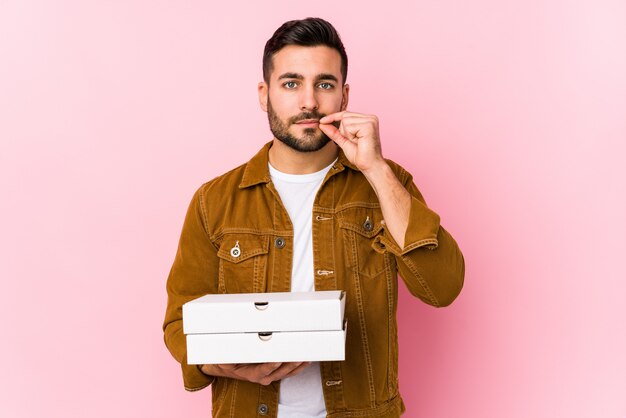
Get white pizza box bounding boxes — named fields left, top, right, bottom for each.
left=183, top=290, right=345, bottom=335
left=186, top=322, right=347, bottom=364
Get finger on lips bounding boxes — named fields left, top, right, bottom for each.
left=319, top=111, right=345, bottom=123
left=320, top=112, right=376, bottom=124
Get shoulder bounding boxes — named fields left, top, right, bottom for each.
left=196, top=162, right=248, bottom=200
left=186, top=162, right=250, bottom=235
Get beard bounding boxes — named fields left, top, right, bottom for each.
left=266, top=98, right=341, bottom=153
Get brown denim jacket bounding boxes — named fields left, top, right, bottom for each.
left=163, top=141, right=465, bottom=417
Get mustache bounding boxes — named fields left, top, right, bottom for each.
left=290, top=111, right=340, bottom=128
left=290, top=111, right=324, bottom=124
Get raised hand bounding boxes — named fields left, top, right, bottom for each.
left=319, top=111, right=386, bottom=173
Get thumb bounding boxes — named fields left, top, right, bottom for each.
left=319, top=123, right=351, bottom=151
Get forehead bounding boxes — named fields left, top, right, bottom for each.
left=270, top=45, right=342, bottom=82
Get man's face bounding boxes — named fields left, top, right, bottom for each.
left=259, top=45, right=349, bottom=153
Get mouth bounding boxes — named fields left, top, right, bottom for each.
left=295, top=119, right=320, bottom=126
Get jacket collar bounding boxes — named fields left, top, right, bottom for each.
left=239, top=140, right=358, bottom=189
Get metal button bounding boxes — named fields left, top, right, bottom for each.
left=274, top=237, right=286, bottom=249
left=363, top=216, right=373, bottom=231
left=258, top=404, right=268, bottom=415
left=230, top=241, right=241, bottom=258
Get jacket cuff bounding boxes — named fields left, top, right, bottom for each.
left=182, top=356, right=214, bottom=392
left=373, top=195, right=440, bottom=256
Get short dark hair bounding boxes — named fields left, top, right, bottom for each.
left=263, top=17, right=348, bottom=85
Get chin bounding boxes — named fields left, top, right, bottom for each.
left=279, top=134, right=331, bottom=153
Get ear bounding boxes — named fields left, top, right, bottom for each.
left=341, top=84, right=350, bottom=111
left=258, top=82, right=268, bottom=112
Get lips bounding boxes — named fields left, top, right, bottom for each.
left=296, top=119, right=320, bottom=125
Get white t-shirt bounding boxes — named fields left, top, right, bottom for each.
left=269, top=158, right=336, bottom=418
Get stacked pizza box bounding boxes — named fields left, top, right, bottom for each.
left=183, top=290, right=347, bottom=364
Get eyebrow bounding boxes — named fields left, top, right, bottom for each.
left=277, top=72, right=339, bottom=83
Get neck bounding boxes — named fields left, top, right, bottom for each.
left=268, top=139, right=338, bottom=174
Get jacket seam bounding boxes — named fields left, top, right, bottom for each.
left=384, top=253, right=393, bottom=397
left=198, top=186, right=217, bottom=251
left=184, top=382, right=210, bottom=392
left=327, top=394, right=403, bottom=417
left=217, top=245, right=269, bottom=263
left=331, top=178, right=338, bottom=290
left=216, top=377, right=228, bottom=405
left=253, top=253, right=260, bottom=292
left=211, top=228, right=293, bottom=242
left=229, top=380, right=238, bottom=418
left=335, top=201, right=381, bottom=211
left=402, top=256, right=440, bottom=307
left=349, top=230, right=377, bottom=407
left=401, top=238, right=438, bottom=253
left=271, top=197, right=278, bottom=292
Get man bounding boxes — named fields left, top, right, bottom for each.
left=163, top=17, right=464, bottom=418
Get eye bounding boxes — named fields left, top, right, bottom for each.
left=318, top=82, right=334, bottom=90
left=283, top=81, right=298, bottom=89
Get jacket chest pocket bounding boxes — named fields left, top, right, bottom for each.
left=217, top=234, right=270, bottom=294
left=338, top=208, right=388, bottom=280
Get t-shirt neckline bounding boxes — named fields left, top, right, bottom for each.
left=268, top=158, right=338, bottom=184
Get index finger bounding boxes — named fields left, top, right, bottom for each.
left=319, top=111, right=346, bottom=124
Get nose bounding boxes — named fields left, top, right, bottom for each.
left=299, top=85, right=318, bottom=111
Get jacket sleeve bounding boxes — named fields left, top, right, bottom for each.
left=372, top=169, right=465, bottom=307
left=163, top=185, right=218, bottom=391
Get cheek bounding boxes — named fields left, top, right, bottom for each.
left=268, top=87, right=295, bottom=104
left=272, top=102, right=298, bottom=122
left=323, top=96, right=344, bottom=113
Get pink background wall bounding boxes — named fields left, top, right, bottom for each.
left=1, top=1, right=624, bottom=417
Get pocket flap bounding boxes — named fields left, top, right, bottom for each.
left=217, top=234, right=270, bottom=263
left=339, top=208, right=385, bottom=238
